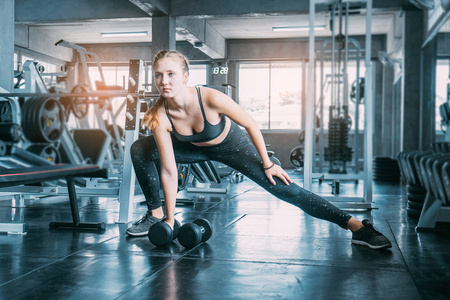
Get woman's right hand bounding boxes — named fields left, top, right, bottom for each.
left=264, top=164, right=293, bottom=186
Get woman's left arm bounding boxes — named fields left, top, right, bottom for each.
left=205, top=88, right=292, bottom=186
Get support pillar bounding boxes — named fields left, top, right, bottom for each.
left=420, top=37, right=437, bottom=151
left=151, top=15, right=176, bottom=92
left=401, top=8, right=424, bottom=151
left=0, top=0, right=15, bottom=91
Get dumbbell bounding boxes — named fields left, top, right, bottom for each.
left=148, top=220, right=180, bottom=247
left=178, top=218, right=213, bottom=249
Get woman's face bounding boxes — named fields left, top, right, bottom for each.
left=154, top=57, right=189, bottom=99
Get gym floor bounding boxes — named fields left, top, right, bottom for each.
left=1, top=171, right=449, bottom=299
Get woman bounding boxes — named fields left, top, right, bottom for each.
left=127, top=50, right=392, bottom=250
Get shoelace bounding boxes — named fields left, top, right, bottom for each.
left=134, top=212, right=150, bottom=225
left=365, top=222, right=382, bottom=236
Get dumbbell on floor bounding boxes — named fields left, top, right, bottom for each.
left=148, top=220, right=180, bottom=247
left=178, top=218, right=213, bottom=249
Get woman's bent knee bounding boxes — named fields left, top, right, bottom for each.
left=130, top=136, right=157, bottom=158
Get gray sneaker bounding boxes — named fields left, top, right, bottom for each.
left=126, top=211, right=164, bottom=237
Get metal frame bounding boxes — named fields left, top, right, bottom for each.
left=0, top=60, right=153, bottom=225
left=117, top=59, right=143, bottom=223
left=305, top=0, right=373, bottom=209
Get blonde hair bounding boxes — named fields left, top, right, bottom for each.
left=144, top=50, right=190, bottom=131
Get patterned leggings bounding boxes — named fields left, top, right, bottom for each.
left=130, top=121, right=352, bottom=229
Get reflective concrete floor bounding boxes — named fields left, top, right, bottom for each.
left=1, top=171, right=449, bottom=299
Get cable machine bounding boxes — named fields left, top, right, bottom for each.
left=305, top=0, right=373, bottom=209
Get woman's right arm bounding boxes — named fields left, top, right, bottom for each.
left=150, top=112, right=179, bottom=228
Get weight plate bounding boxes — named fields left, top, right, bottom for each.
left=149, top=222, right=173, bottom=247
left=406, top=184, right=427, bottom=194
left=193, top=218, right=213, bottom=243
left=0, top=101, right=13, bottom=123
left=0, top=140, right=7, bottom=156
left=178, top=223, right=202, bottom=249
left=22, top=97, right=64, bottom=143
left=39, top=98, right=64, bottom=142
left=407, top=200, right=424, bottom=210
left=290, top=146, right=304, bottom=168
left=406, top=192, right=426, bottom=203
left=21, top=97, right=40, bottom=142
left=407, top=207, right=421, bottom=219
left=270, top=156, right=281, bottom=167
left=26, top=144, right=60, bottom=163
left=177, top=164, right=191, bottom=192
left=71, top=84, right=89, bottom=119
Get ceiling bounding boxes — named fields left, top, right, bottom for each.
left=27, top=12, right=398, bottom=45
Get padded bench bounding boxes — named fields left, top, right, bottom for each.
left=0, top=164, right=107, bottom=234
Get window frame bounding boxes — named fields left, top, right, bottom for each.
left=237, top=60, right=305, bottom=132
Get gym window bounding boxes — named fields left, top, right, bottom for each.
left=436, top=59, right=449, bottom=133
left=88, top=65, right=131, bottom=90
left=188, top=64, right=208, bottom=87
left=88, top=63, right=208, bottom=91
left=238, top=61, right=303, bottom=130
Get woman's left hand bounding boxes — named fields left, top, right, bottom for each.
left=264, top=163, right=293, bottom=186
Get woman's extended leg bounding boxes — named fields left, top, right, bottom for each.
left=201, top=123, right=392, bottom=249
left=202, top=123, right=351, bottom=228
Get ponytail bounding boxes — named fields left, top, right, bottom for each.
left=143, top=96, right=165, bottom=131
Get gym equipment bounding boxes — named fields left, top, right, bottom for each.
left=148, top=220, right=181, bottom=247
left=372, top=156, right=400, bottom=182
left=187, top=161, right=229, bottom=194
left=396, top=144, right=450, bottom=229
left=178, top=218, right=213, bottom=249
left=268, top=151, right=281, bottom=167
left=72, top=129, right=111, bottom=166
left=290, top=146, right=304, bottom=168
left=0, top=140, right=7, bottom=156
left=26, top=144, right=60, bottom=163
left=0, top=101, right=13, bottom=123
left=439, top=102, right=450, bottom=133
left=0, top=123, right=23, bottom=143
left=350, top=78, right=365, bottom=104
left=21, top=97, right=64, bottom=143
left=297, top=129, right=319, bottom=145
left=304, top=0, right=374, bottom=210
left=1, top=59, right=155, bottom=226
left=0, top=164, right=107, bottom=234
left=177, top=163, right=191, bottom=191
left=60, top=84, right=89, bottom=119
left=324, top=113, right=353, bottom=173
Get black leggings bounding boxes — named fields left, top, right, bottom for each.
left=130, top=121, right=352, bottom=229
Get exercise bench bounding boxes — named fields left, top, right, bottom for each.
left=0, top=164, right=107, bottom=234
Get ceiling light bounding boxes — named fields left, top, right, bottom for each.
left=272, top=25, right=326, bottom=32
left=101, top=31, right=148, bottom=37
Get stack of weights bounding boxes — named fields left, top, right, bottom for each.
left=405, top=184, right=426, bottom=218
left=0, top=101, right=23, bottom=156
left=324, top=117, right=352, bottom=171
left=372, top=157, right=401, bottom=182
